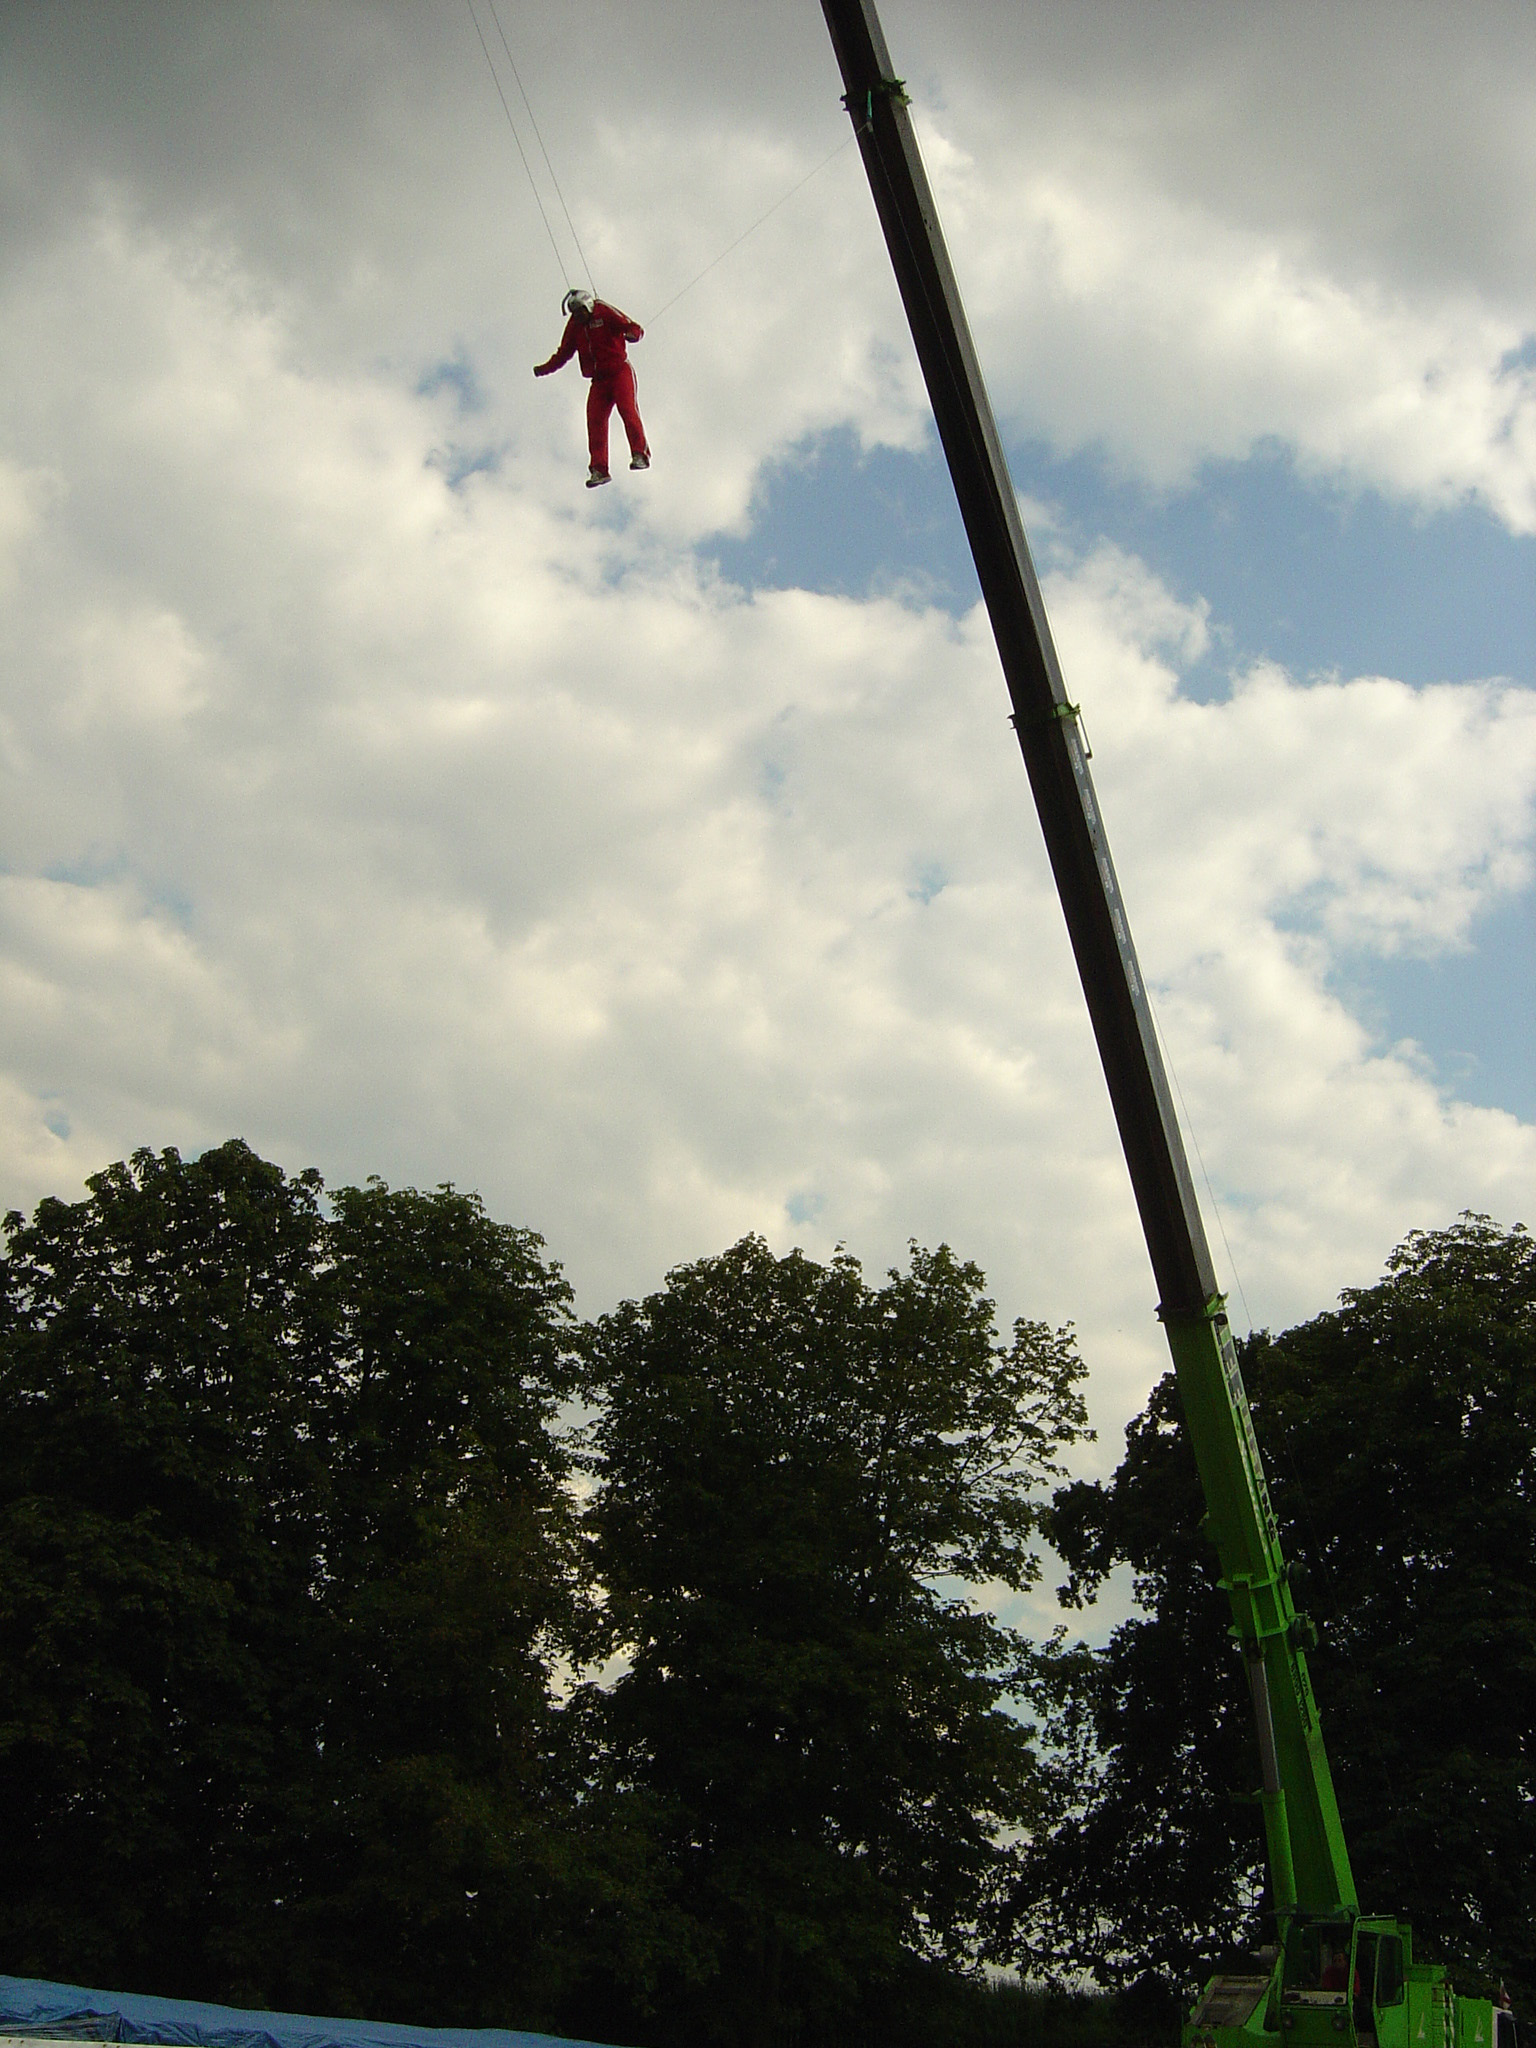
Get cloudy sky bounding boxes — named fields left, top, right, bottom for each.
left=2, top=1, right=1533, bottom=1523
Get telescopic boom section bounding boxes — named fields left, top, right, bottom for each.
left=820, top=0, right=1355, bottom=1924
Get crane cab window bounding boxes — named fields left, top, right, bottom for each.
left=1353, top=1933, right=1380, bottom=2041
left=1285, top=1922, right=1352, bottom=2001
left=1375, top=1937, right=1404, bottom=2008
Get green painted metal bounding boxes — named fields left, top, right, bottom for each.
left=1161, top=1304, right=1356, bottom=1918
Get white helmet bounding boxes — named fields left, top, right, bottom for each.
left=562, top=288, right=594, bottom=316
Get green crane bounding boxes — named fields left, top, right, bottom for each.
left=816, top=7, right=1516, bottom=2048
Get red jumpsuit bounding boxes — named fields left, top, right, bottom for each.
left=534, top=301, right=649, bottom=477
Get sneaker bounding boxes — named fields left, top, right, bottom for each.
left=630, top=452, right=650, bottom=471
left=586, top=467, right=610, bottom=489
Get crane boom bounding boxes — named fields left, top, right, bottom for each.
left=818, top=0, right=1355, bottom=1930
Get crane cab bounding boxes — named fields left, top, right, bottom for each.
left=1276, top=1917, right=1427, bottom=2048
left=1185, top=1916, right=1515, bottom=2048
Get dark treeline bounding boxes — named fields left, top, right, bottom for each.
left=1024, top=1212, right=1536, bottom=2013
left=1, top=1143, right=1531, bottom=2048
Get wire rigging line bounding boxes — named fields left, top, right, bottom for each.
left=464, top=0, right=568, bottom=287
left=646, top=131, right=857, bottom=325
left=483, top=0, right=595, bottom=296
left=1142, top=976, right=1257, bottom=1336
left=463, top=0, right=853, bottom=333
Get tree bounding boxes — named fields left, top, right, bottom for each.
left=1022, top=1215, right=1536, bottom=2006
left=1253, top=1215, right=1536, bottom=2003
left=0, top=1140, right=335, bottom=1994
left=0, top=1143, right=582, bottom=2026
left=1018, top=1371, right=1263, bottom=1994
left=272, top=1175, right=583, bottom=2026
left=577, top=1235, right=1090, bottom=2048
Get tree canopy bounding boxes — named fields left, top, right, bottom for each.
left=1025, top=1215, right=1536, bottom=2007
left=5, top=1147, right=1531, bottom=2046
left=0, top=1148, right=1092, bottom=2048
left=0, top=1142, right=580, bottom=2024
left=576, top=1235, right=1089, bottom=2048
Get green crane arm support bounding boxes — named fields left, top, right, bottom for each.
left=819, top=0, right=1356, bottom=1922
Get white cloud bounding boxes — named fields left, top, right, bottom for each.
left=920, top=124, right=1536, bottom=528
left=1037, top=545, right=1536, bottom=1334
left=9, top=5, right=1532, bottom=541
left=0, top=456, right=58, bottom=593
left=1047, top=546, right=1536, bottom=962
left=1, top=205, right=1531, bottom=1481
left=485, top=75, right=1536, bottom=538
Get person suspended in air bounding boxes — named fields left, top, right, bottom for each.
left=534, top=288, right=650, bottom=488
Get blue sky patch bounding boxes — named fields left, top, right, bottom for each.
left=431, top=442, right=504, bottom=489
left=909, top=860, right=948, bottom=905
left=417, top=347, right=485, bottom=414
left=1332, top=892, right=1535, bottom=1124
left=708, top=428, right=1534, bottom=697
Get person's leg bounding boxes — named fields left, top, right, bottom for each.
left=586, top=378, right=614, bottom=475
left=613, top=364, right=649, bottom=461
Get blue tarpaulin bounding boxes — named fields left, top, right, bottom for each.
left=0, top=1977, right=622, bottom=2048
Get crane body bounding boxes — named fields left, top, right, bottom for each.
left=816, top=7, right=1515, bottom=2048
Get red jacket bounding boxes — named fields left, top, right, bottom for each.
left=538, top=301, right=643, bottom=380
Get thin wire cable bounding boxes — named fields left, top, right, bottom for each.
left=646, top=132, right=857, bottom=325
left=464, top=0, right=568, bottom=287
left=484, top=0, right=595, bottom=296
left=1141, top=976, right=1257, bottom=1335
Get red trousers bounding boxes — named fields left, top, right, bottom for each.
left=586, top=364, right=648, bottom=474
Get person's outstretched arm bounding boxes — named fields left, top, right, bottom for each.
left=534, top=317, right=579, bottom=376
